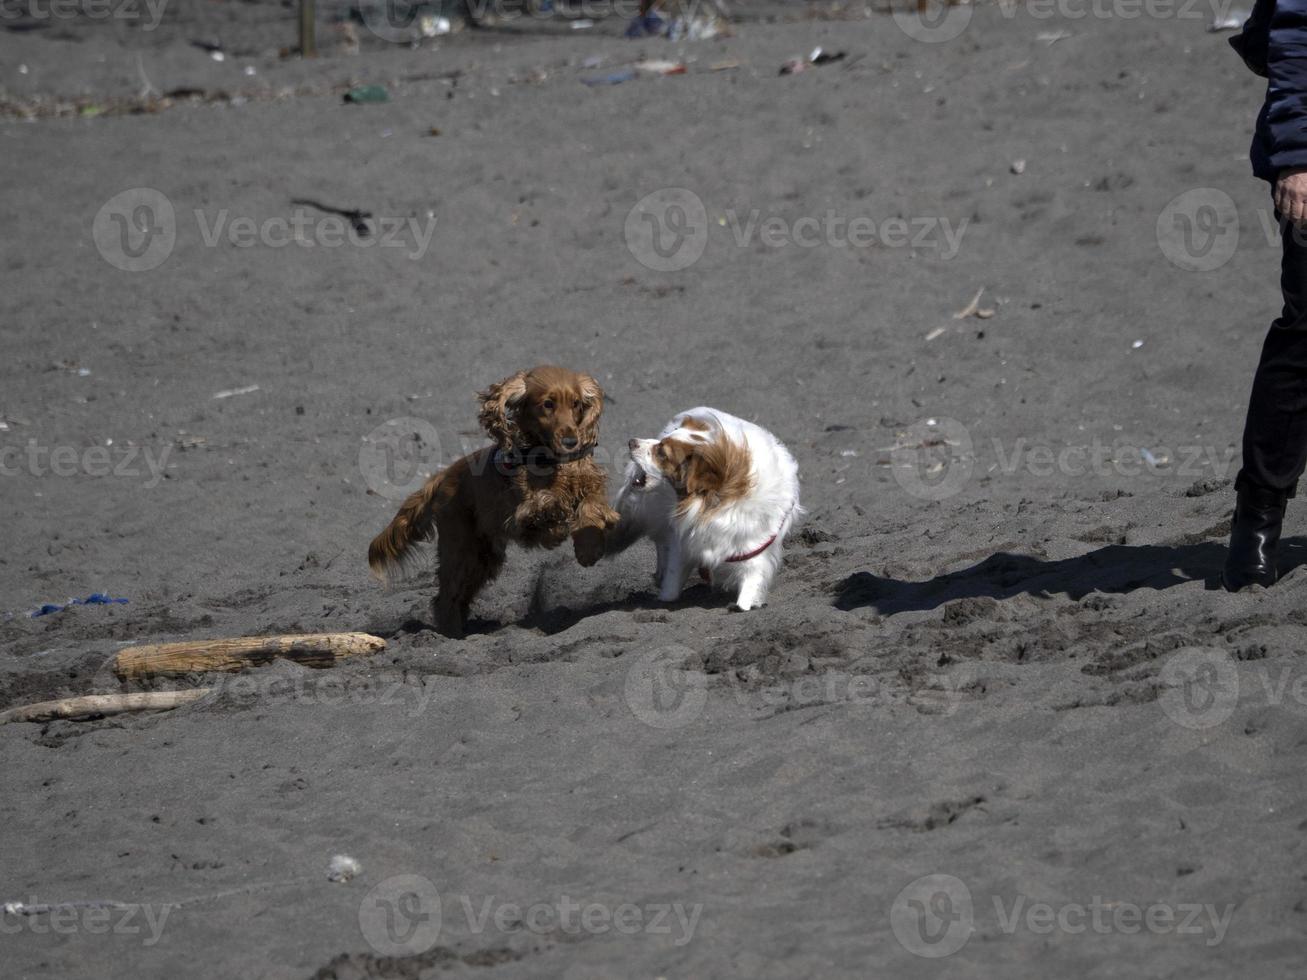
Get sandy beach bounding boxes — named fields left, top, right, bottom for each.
left=2, top=1, right=1306, bottom=976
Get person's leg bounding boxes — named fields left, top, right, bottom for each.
left=1238, top=217, right=1307, bottom=490
left=1225, top=214, right=1307, bottom=589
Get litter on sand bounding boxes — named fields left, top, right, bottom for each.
left=327, top=855, right=362, bottom=883
left=212, top=384, right=261, bottom=399
left=781, top=47, right=847, bottom=75
left=343, top=85, right=389, bottom=104
left=582, top=68, right=637, bottom=86
left=635, top=59, right=687, bottom=76
left=626, top=10, right=727, bottom=40
left=1209, top=9, right=1246, bottom=30
left=953, top=287, right=987, bottom=319
left=30, top=594, right=129, bottom=618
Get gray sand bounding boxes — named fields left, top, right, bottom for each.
left=2, top=3, right=1305, bottom=977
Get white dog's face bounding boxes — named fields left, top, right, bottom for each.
left=623, top=438, right=667, bottom=493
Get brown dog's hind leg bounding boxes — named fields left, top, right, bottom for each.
left=434, top=511, right=505, bottom=637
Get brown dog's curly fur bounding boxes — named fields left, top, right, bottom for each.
left=368, top=365, right=620, bottom=637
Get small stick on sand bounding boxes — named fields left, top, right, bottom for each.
left=953, top=287, right=985, bottom=320
left=112, top=632, right=387, bottom=681
left=0, top=690, right=212, bottom=726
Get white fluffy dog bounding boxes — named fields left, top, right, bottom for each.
left=611, top=407, right=802, bottom=610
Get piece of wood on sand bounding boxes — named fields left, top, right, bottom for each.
left=0, top=690, right=213, bottom=726
left=112, top=632, right=387, bottom=681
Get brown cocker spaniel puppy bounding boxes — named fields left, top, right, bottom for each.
left=368, top=365, right=620, bottom=637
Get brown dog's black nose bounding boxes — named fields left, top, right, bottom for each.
left=628, top=438, right=639, bottom=452
left=561, top=436, right=579, bottom=450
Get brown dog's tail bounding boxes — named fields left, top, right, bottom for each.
left=368, top=474, right=444, bottom=584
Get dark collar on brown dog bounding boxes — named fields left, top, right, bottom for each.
left=494, top=445, right=594, bottom=474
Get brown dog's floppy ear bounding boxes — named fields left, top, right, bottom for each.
left=682, top=437, right=752, bottom=511
left=478, top=370, right=529, bottom=448
left=576, top=373, right=605, bottom=448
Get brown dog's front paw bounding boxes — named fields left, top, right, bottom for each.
left=572, top=526, right=605, bottom=567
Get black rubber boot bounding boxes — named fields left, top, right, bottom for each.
left=1222, top=484, right=1289, bottom=591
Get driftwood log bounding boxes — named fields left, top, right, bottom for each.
left=0, top=690, right=213, bottom=725
left=112, top=632, right=387, bottom=681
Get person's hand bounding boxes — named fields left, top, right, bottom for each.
left=1275, top=167, right=1307, bottom=222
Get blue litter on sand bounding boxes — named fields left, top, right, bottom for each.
left=582, top=68, right=637, bottom=86
left=30, top=594, right=129, bottom=618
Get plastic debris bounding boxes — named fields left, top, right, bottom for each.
left=343, top=85, right=389, bottom=104
left=1132, top=339, right=1144, bottom=349
left=30, top=594, right=129, bottom=619
left=212, top=384, right=260, bottom=399
left=327, top=855, right=362, bottom=883
left=582, top=68, right=637, bottom=86
left=635, top=59, right=687, bottom=76
left=571, top=18, right=594, bottom=29
left=668, top=15, right=727, bottom=40
left=953, top=287, right=986, bottom=319
left=1010, top=159, right=1026, bottom=175
left=420, top=14, right=452, bottom=36
left=781, top=47, right=846, bottom=75
left=1209, top=9, right=1246, bottom=31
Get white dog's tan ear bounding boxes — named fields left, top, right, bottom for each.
left=478, top=370, right=529, bottom=448
left=577, top=374, right=605, bottom=446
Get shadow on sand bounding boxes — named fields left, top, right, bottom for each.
left=832, top=538, right=1307, bottom=616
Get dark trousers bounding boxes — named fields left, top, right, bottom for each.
left=1238, top=213, right=1307, bottom=496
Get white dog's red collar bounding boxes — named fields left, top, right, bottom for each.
left=723, top=503, right=796, bottom=563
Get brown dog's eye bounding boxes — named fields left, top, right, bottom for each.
left=542, top=399, right=555, bottom=410
left=655, top=445, right=665, bottom=458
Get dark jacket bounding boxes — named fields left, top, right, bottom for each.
left=1233, top=0, right=1307, bottom=180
